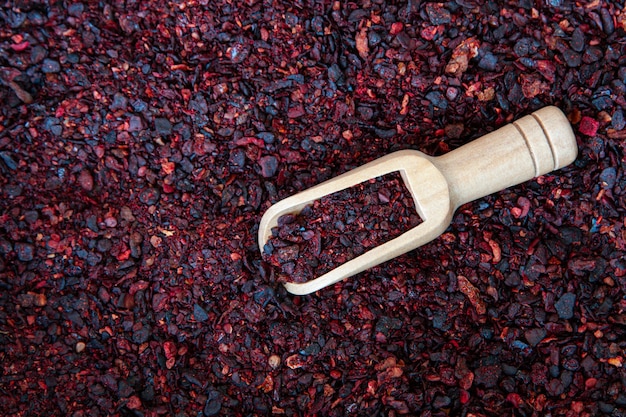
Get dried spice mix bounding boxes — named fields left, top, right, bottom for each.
left=1, top=1, right=626, bottom=416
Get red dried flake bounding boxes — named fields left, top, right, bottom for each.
left=128, top=280, right=149, bottom=295
left=162, top=183, right=175, bottom=193
left=77, top=169, right=94, bottom=191
left=233, top=136, right=266, bottom=147
left=390, top=22, right=404, bottom=35
left=458, top=371, right=474, bottom=390
left=10, top=41, right=30, bottom=52
left=536, top=60, right=556, bottom=83
left=164, top=341, right=176, bottom=361
left=161, top=161, right=176, bottom=175
left=579, top=116, right=599, bottom=136
left=511, top=196, right=531, bottom=218
left=287, top=104, right=305, bottom=118
left=459, top=390, right=471, bottom=404
left=520, top=74, right=549, bottom=99
left=585, top=377, right=598, bottom=389
left=507, top=393, right=524, bottom=408
left=257, top=374, right=274, bottom=393
left=488, top=239, right=501, bottom=263
left=126, top=396, right=142, bottom=410
left=116, top=248, right=131, bottom=261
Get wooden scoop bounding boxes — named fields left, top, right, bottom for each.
left=259, top=106, right=577, bottom=295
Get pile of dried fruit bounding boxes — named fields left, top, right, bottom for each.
left=1, top=1, right=625, bottom=416
left=263, top=172, right=421, bottom=283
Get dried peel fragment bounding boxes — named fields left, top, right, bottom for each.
left=445, top=37, right=480, bottom=77
left=356, top=26, right=369, bottom=59
left=457, top=275, right=486, bottom=315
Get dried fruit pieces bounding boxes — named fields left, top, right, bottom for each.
left=263, top=172, right=421, bottom=284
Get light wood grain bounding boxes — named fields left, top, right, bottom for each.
left=259, top=106, right=577, bottom=295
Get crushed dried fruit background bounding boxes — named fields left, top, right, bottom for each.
left=1, top=1, right=625, bottom=416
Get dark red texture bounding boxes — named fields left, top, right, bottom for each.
left=1, top=1, right=625, bottom=416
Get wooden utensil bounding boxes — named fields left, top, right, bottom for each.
left=259, top=106, right=577, bottom=295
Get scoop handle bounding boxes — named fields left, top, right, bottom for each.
left=432, top=106, right=577, bottom=208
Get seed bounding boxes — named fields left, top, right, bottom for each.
left=268, top=354, right=281, bottom=369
